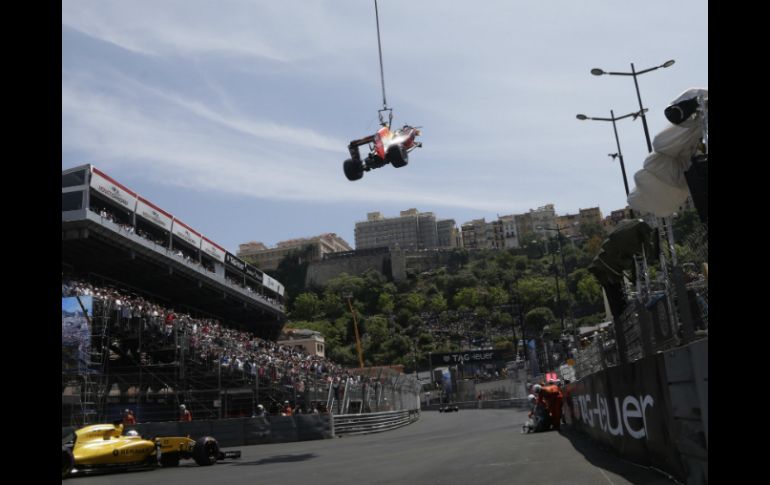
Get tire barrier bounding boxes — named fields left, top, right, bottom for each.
left=332, top=410, right=420, bottom=437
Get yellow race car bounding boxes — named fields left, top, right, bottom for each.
left=61, top=422, right=241, bottom=478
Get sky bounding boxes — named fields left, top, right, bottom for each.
left=62, top=0, right=708, bottom=254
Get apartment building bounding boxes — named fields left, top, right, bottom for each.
left=355, top=209, right=456, bottom=250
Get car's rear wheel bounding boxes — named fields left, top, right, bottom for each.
left=193, top=436, right=220, bottom=466
left=343, top=158, right=364, bottom=181
left=386, top=146, right=408, bottom=168
left=160, top=452, right=180, bottom=467
left=62, top=447, right=74, bottom=478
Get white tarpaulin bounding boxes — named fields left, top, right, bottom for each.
left=627, top=88, right=707, bottom=217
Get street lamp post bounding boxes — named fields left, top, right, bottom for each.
left=591, top=60, right=675, bottom=153
left=591, top=59, right=695, bottom=346
left=537, top=225, right=574, bottom=336
left=576, top=109, right=647, bottom=197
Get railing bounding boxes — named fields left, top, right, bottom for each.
left=333, top=410, right=420, bottom=437
left=571, top=216, right=707, bottom=380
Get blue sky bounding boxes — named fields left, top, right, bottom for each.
left=62, top=1, right=707, bottom=253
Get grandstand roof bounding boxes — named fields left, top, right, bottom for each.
left=63, top=214, right=285, bottom=340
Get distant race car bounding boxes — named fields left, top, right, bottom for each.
left=438, top=404, right=459, bottom=413
left=343, top=124, right=422, bottom=181
left=62, top=422, right=241, bottom=478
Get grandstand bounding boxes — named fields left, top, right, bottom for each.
left=62, top=164, right=297, bottom=425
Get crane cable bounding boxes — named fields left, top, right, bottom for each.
left=374, top=0, right=392, bottom=127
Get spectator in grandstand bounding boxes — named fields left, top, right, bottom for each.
left=179, top=404, right=192, bottom=422
left=254, top=404, right=267, bottom=417
left=281, top=401, right=293, bottom=416
left=122, top=408, right=136, bottom=425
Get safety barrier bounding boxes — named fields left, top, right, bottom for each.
left=564, top=337, right=707, bottom=484
left=333, top=410, right=420, bottom=437
left=422, top=398, right=530, bottom=411
left=63, top=410, right=424, bottom=444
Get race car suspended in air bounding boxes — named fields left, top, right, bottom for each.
left=343, top=122, right=422, bottom=181
left=343, top=0, right=423, bottom=181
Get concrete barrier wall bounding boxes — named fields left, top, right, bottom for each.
left=306, top=254, right=393, bottom=287
left=564, top=337, right=708, bottom=484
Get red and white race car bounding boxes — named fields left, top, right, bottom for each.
left=343, top=124, right=422, bottom=181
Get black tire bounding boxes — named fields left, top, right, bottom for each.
left=160, top=452, right=180, bottom=467
left=343, top=158, right=364, bottom=181
left=386, top=146, right=408, bottom=168
left=62, top=447, right=74, bottom=478
left=193, top=436, right=220, bottom=466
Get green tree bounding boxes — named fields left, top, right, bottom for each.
left=321, top=292, right=345, bottom=319
left=448, top=248, right=469, bottom=272
left=524, top=307, right=555, bottom=338
left=585, top=235, right=604, bottom=259
left=484, top=286, right=509, bottom=307
left=325, top=273, right=365, bottom=300
left=580, top=222, right=605, bottom=239
left=672, top=209, right=701, bottom=242
left=362, top=315, right=389, bottom=355
left=516, top=277, right=556, bottom=311
left=378, top=293, right=395, bottom=314
left=576, top=273, right=602, bottom=307
left=427, top=294, right=448, bottom=313
left=405, top=293, right=426, bottom=313
left=453, top=287, right=479, bottom=309
left=291, top=292, right=322, bottom=320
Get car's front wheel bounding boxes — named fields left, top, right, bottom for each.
left=386, top=145, right=408, bottom=168
left=193, top=436, right=220, bottom=466
left=343, top=158, right=364, bottom=181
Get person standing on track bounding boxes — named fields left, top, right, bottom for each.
left=532, top=383, right=563, bottom=431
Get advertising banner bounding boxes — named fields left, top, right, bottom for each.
left=564, top=354, right=685, bottom=480
left=225, top=251, right=246, bottom=273
left=245, top=264, right=264, bottom=284
left=262, top=274, right=285, bottom=297
left=62, top=296, right=92, bottom=373
left=429, top=350, right=503, bottom=367
left=201, top=237, right=226, bottom=263
left=171, top=219, right=202, bottom=249
left=90, top=168, right=137, bottom=211
left=135, top=196, right=173, bottom=231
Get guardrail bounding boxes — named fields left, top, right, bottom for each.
left=333, top=410, right=420, bottom=437
left=422, top=398, right=530, bottom=411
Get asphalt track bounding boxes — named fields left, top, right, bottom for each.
left=65, top=409, right=676, bottom=485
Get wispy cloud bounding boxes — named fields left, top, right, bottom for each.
left=62, top=81, right=528, bottom=212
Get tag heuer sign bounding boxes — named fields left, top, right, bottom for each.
left=431, top=350, right=501, bottom=366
